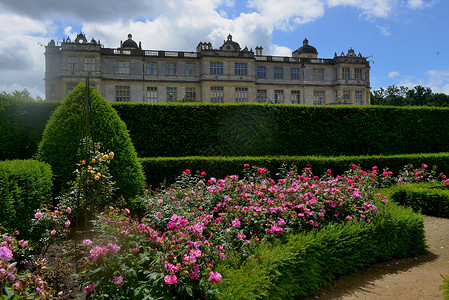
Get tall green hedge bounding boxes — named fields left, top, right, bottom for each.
left=0, top=94, right=59, bottom=160
left=0, top=160, right=53, bottom=234
left=113, top=103, right=449, bottom=157
left=139, top=152, right=449, bottom=188
left=3, top=102, right=449, bottom=160
left=37, top=84, right=145, bottom=200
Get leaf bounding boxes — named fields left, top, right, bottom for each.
left=186, top=286, right=193, bottom=297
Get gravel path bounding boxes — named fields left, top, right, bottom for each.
left=313, top=215, right=449, bottom=299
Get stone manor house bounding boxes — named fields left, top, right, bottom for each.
left=44, top=33, right=371, bottom=105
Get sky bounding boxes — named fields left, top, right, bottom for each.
left=0, top=0, right=448, bottom=99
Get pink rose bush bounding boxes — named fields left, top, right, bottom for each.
left=79, top=164, right=398, bottom=299
left=0, top=232, right=58, bottom=298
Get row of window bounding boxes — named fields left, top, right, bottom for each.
left=66, top=56, right=364, bottom=81
left=114, top=86, right=363, bottom=105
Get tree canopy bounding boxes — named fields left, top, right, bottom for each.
left=371, top=85, right=449, bottom=107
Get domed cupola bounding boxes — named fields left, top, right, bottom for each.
left=219, top=34, right=241, bottom=51
left=292, top=38, right=318, bottom=58
left=121, top=34, right=139, bottom=49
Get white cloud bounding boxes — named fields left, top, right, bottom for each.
left=398, top=69, right=449, bottom=94
left=377, top=25, right=391, bottom=37
left=327, top=0, right=393, bottom=18
left=388, top=71, right=400, bottom=78
left=407, top=0, right=434, bottom=9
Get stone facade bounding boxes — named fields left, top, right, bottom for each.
left=44, top=33, right=371, bottom=105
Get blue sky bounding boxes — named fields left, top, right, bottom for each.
left=0, top=0, right=447, bottom=98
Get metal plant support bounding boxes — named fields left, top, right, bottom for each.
left=75, top=77, right=95, bottom=249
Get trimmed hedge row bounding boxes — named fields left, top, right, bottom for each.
left=113, top=103, right=449, bottom=157
left=389, top=183, right=449, bottom=217
left=0, top=96, right=59, bottom=160
left=0, top=160, right=53, bottom=234
left=216, top=202, right=426, bottom=299
left=3, top=100, right=449, bottom=160
left=139, top=152, right=449, bottom=188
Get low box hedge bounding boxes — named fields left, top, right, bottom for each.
left=139, top=152, right=449, bottom=188
left=0, top=160, right=53, bottom=234
left=215, top=202, right=426, bottom=299
left=389, top=183, right=449, bottom=218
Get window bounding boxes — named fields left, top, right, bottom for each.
left=116, top=86, right=130, bottom=102
left=50, top=85, right=55, bottom=100
left=274, top=67, right=283, bottom=79
left=355, top=90, right=363, bottom=105
left=257, top=66, right=266, bottom=79
left=210, top=62, right=223, bottom=75
left=67, top=83, right=77, bottom=93
left=313, top=91, right=325, bottom=105
left=210, top=87, right=224, bottom=103
left=342, top=67, right=350, bottom=80
left=115, top=60, right=130, bottom=74
left=67, top=56, right=79, bottom=71
left=257, top=89, right=267, bottom=103
left=291, top=90, right=301, bottom=104
left=167, top=87, right=177, bottom=102
left=235, top=88, right=248, bottom=103
left=49, top=60, right=56, bottom=73
left=147, top=62, right=157, bottom=75
left=235, top=63, right=247, bottom=76
left=313, top=68, right=324, bottom=81
left=166, top=63, right=176, bottom=76
left=185, top=88, right=196, bottom=102
left=291, top=68, right=300, bottom=80
left=84, top=57, right=95, bottom=71
left=146, top=87, right=157, bottom=103
left=186, top=64, right=196, bottom=76
left=274, top=90, right=284, bottom=104
left=355, top=68, right=363, bottom=80
left=343, top=90, right=351, bottom=102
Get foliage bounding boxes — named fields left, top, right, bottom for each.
left=0, top=91, right=59, bottom=160
left=139, top=153, right=449, bottom=188
left=78, top=163, right=404, bottom=299
left=57, top=138, right=116, bottom=227
left=371, top=85, right=449, bottom=107
left=389, top=182, right=449, bottom=218
left=0, top=160, right=53, bottom=235
left=36, top=84, right=145, bottom=200
left=113, top=102, right=449, bottom=157
left=28, top=204, right=72, bottom=256
left=0, top=231, right=62, bottom=299
left=440, top=275, right=449, bottom=300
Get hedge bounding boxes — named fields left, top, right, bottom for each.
left=139, top=152, right=449, bottom=188
left=113, top=103, right=449, bottom=157
left=215, top=202, right=426, bottom=299
left=0, top=160, right=53, bottom=234
left=0, top=95, right=59, bottom=160
left=389, top=183, right=449, bottom=218
left=3, top=101, right=449, bottom=160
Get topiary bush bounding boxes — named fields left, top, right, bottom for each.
left=37, top=84, right=145, bottom=200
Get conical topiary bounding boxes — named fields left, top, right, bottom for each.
left=37, top=84, right=145, bottom=200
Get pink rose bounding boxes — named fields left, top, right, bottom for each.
left=208, top=271, right=222, bottom=283
left=65, top=220, right=71, bottom=228
left=50, top=230, right=56, bottom=236
left=164, top=274, right=177, bottom=284
left=34, top=212, right=43, bottom=219
left=113, top=274, right=124, bottom=285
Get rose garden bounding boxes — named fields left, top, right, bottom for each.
left=2, top=85, right=449, bottom=299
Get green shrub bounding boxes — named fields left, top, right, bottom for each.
left=37, top=84, right=145, bottom=200
left=389, top=183, right=449, bottom=217
left=216, top=202, right=426, bottom=299
left=0, top=160, right=53, bottom=234
left=0, top=93, right=59, bottom=160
